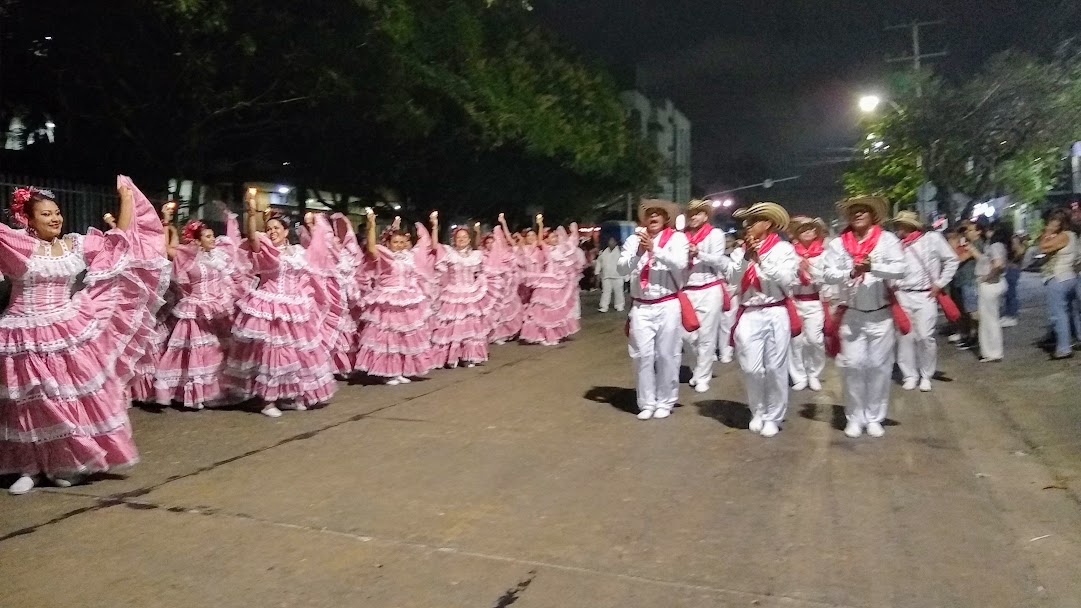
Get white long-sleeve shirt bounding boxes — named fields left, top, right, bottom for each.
left=685, top=227, right=730, bottom=287
left=594, top=247, right=623, bottom=280
left=617, top=230, right=690, bottom=301
left=897, top=231, right=960, bottom=291
left=823, top=230, right=907, bottom=311
left=790, top=252, right=826, bottom=298
left=729, top=240, right=799, bottom=307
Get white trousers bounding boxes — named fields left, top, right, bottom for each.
left=978, top=281, right=1006, bottom=360
left=628, top=299, right=682, bottom=412
left=599, top=278, right=625, bottom=312
left=838, top=308, right=895, bottom=425
left=788, top=298, right=825, bottom=384
left=681, top=286, right=723, bottom=385
left=735, top=306, right=791, bottom=422
left=896, top=291, right=938, bottom=382
left=717, top=292, right=739, bottom=360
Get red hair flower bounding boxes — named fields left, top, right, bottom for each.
left=182, top=220, right=206, bottom=243
left=10, top=187, right=33, bottom=227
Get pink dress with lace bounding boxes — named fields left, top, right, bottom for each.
left=430, top=246, right=496, bottom=367
left=153, top=218, right=242, bottom=408
left=519, top=235, right=582, bottom=345
left=224, top=221, right=337, bottom=406
left=487, top=227, right=523, bottom=343
left=355, top=227, right=436, bottom=378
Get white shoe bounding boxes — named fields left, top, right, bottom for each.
left=694, top=382, right=710, bottom=393
left=52, top=475, right=83, bottom=488
left=947, top=333, right=962, bottom=344
left=1000, top=317, right=1018, bottom=328
left=902, top=378, right=918, bottom=391
left=919, top=377, right=932, bottom=392
left=386, top=377, right=402, bottom=386
left=808, top=377, right=822, bottom=392
left=280, top=402, right=306, bottom=411
left=653, top=408, right=671, bottom=419
left=597, top=308, right=607, bottom=313
left=8, top=475, right=35, bottom=495
left=720, top=355, right=733, bottom=364
left=844, top=421, right=862, bottom=438
left=261, top=406, right=283, bottom=418
left=688, top=378, right=697, bottom=387
left=760, top=421, right=779, bottom=437
left=637, top=409, right=655, bottom=420
left=749, top=415, right=764, bottom=433
left=792, top=380, right=808, bottom=391
left=397, top=376, right=412, bottom=384
left=494, top=339, right=507, bottom=345
left=466, top=363, right=476, bottom=368
left=866, top=422, right=885, bottom=438
left=615, top=308, right=624, bottom=312
left=194, top=403, right=205, bottom=410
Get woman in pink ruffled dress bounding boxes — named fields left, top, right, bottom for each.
left=127, top=204, right=178, bottom=403
left=327, top=214, right=364, bottom=377
left=0, top=178, right=167, bottom=495
left=224, top=202, right=337, bottom=417
left=429, top=216, right=497, bottom=368
left=153, top=214, right=243, bottom=410
left=520, top=222, right=581, bottom=345
left=355, top=210, right=435, bottom=384
left=487, top=214, right=524, bottom=345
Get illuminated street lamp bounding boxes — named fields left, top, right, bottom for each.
left=858, top=94, right=882, bottom=113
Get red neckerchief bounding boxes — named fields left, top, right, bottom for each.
left=901, top=230, right=923, bottom=247
left=840, top=225, right=882, bottom=262
left=740, top=232, right=780, bottom=293
left=640, top=228, right=674, bottom=289
left=686, top=223, right=712, bottom=246
left=793, top=239, right=824, bottom=285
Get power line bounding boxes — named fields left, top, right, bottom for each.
left=884, top=19, right=948, bottom=96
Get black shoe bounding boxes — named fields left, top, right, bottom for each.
left=957, top=340, right=975, bottom=350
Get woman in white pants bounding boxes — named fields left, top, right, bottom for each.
left=787, top=216, right=829, bottom=392
left=729, top=203, right=799, bottom=438
left=976, top=224, right=1009, bottom=362
left=716, top=239, right=740, bottom=364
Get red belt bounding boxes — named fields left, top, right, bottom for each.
left=727, top=299, right=802, bottom=347
left=632, top=294, right=679, bottom=306
left=794, top=293, right=820, bottom=301
left=684, top=279, right=725, bottom=292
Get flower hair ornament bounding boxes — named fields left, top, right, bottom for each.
left=10, top=186, right=55, bottom=227
left=182, top=220, right=207, bottom=243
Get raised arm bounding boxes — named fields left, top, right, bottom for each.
left=115, top=184, right=135, bottom=230
left=245, top=196, right=261, bottom=253
left=365, top=209, right=378, bottom=257
left=430, top=212, right=441, bottom=252
left=498, top=212, right=511, bottom=237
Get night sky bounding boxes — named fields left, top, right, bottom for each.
left=536, top=0, right=1080, bottom=216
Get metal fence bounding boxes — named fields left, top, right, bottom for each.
left=0, top=174, right=117, bottom=235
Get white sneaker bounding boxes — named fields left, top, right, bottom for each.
left=615, top=308, right=624, bottom=312
left=653, top=408, right=671, bottom=419
left=386, top=377, right=402, bottom=386
left=494, top=339, right=506, bottom=345
left=919, top=377, right=932, bottom=392
left=844, top=421, right=862, bottom=438
left=808, top=377, right=822, bottom=392
left=688, top=378, right=697, bottom=387
left=52, top=475, right=83, bottom=488
left=466, top=363, right=476, bottom=368
left=280, top=402, right=306, bottom=411
left=694, top=382, right=710, bottom=393
left=261, top=406, right=283, bottom=418
left=8, top=475, right=35, bottom=495
left=1000, top=317, right=1018, bottom=328
left=749, top=415, right=764, bottom=433
left=948, top=333, right=962, bottom=344
left=866, top=422, right=885, bottom=438
left=902, top=378, right=918, bottom=391
left=637, top=409, right=655, bottom=420
left=792, top=380, right=808, bottom=391
left=398, top=376, right=412, bottom=384
left=720, top=355, right=733, bottom=364
left=597, top=308, right=607, bottom=313
left=760, top=421, right=779, bottom=437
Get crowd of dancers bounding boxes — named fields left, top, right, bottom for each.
left=0, top=180, right=586, bottom=495
left=622, top=195, right=961, bottom=441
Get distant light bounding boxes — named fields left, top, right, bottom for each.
left=971, top=202, right=996, bottom=219
left=277, top=186, right=290, bottom=194
left=282, top=161, right=291, bottom=166
left=675, top=214, right=686, bottom=230
left=391, top=203, right=402, bottom=210
left=872, top=140, right=885, bottom=149
left=859, top=94, right=882, bottom=113
left=710, top=199, right=721, bottom=209
left=44, top=120, right=55, bottom=129
left=247, top=187, right=258, bottom=195
left=722, top=199, right=734, bottom=208
left=44, top=36, right=52, bottom=41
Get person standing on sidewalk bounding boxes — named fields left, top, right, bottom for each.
left=1000, top=233, right=1026, bottom=327
left=975, top=223, right=1009, bottom=362
left=892, top=211, right=959, bottom=392
left=682, top=199, right=731, bottom=393
left=1038, top=209, right=1079, bottom=360
left=618, top=200, right=689, bottom=421
left=823, top=196, right=906, bottom=439
left=729, top=202, right=799, bottom=438
left=787, top=215, right=829, bottom=393
left=595, top=236, right=626, bottom=313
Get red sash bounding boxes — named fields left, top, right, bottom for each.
left=740, top=232, right=780, bottom=293
left=686, top=224, right=732, bottom=311
left=793, top=239, right=824, bottom=286
left=728, top=232, right=801, bottom=346
left=640, top=228, right=674, bottom=289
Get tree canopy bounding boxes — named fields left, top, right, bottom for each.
left=0, top=0, right=658, bottom=224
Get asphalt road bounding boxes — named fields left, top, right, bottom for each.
left=2, top=277, right=1080, bottom=608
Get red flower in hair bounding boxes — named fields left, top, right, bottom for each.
left=10, top=187, right=33, bottom=226
left=182, top=220, right=206, bottom=243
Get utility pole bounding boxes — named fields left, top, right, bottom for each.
left=885, top=20, right=947, bottom=97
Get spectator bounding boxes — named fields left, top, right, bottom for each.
left=1039, top=209, right=1080, bottom=359
left=1000, top=232, right=1026, bottom=327
left=975, top=224, right=1009, bottom=361
left=947, top=222, right=979, bottom=350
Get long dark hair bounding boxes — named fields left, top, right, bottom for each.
left=990, top=223, right=1011, bottom=247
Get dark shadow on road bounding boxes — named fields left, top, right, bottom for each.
left=799, top=403, right=847, bottom=431
left=584, top=386, right=638, bottom=415
left=679, top=365, right=693, bottom=384
left=695, top=400, right=751, bottom=429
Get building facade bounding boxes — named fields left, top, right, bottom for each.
left=620, top=91, right=692, bottom=204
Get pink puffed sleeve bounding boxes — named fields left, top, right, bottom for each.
left=411, top=222, right=437, bottom=280
left=304, top=214, right=335, bottom=274
left=331, top=214, right=360, bottom=257
left=0, top=223, right=36, bottom=278
left=117, top=175, right=165, bottom=260
left=297, top=225, right=313, bottom=248
left=241, top=233, right=281, bottom=274
left=81, top=227, right=133, bottom=277
left=170, top=243, right=200, bottom=285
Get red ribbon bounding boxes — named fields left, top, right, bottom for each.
left=640, top=228, right=674, bottom=290
left=901, top=230, right=923, bottom=247
left=793, top=239, right=824, bottom=285
left=739, top=232, right=780, bottom=294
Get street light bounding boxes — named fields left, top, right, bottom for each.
left=722, top=199, right=734, bottom=208
left=858, top=94, right=882, bottom=113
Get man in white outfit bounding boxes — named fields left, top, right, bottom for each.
left=892, top=211, right=959, bottom=392
left=595, top=236, right=626, bottom=312
left=681, top=199, right=731, bottom=393
left=618, top=200, right=690, bottom=420
left=823, top=196, right=907, bottom=439
left=788, top=216, right=829, bottom=392
left=729, top=202, right=799, bottom=438
left=716, top=238, right=740, bottom=364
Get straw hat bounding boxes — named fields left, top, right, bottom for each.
left=836, top=195, right=889, bottom=224
left=638, top=198, right=680, bottom=227
left=686, top=199, right=713, bottom=216
left=891, top=210, right=924, bottom=231
left=733, top=202, right=790, bottom=231
left=789, top=215, right=828, bottom=238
